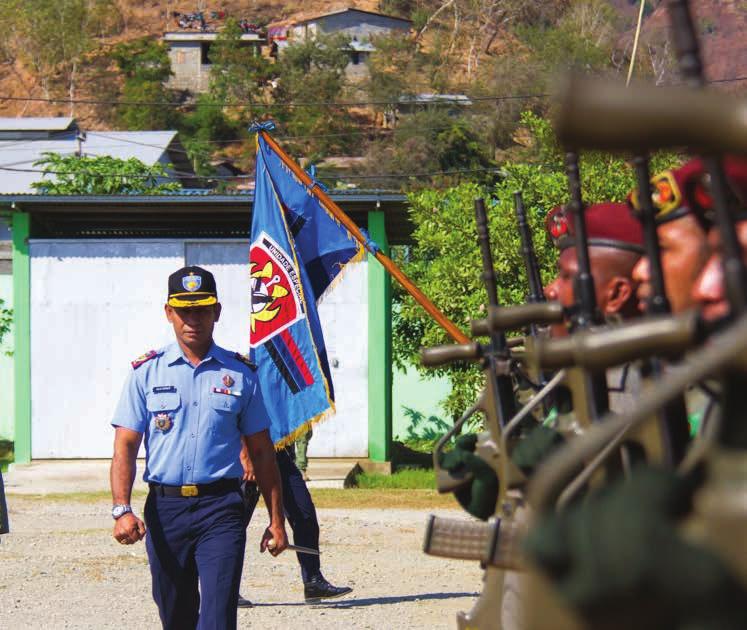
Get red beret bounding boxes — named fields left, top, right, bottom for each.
left=546, top=202, right=644, bottom=254
left=629, top=156, right=747, bottom=224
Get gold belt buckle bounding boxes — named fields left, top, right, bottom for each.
left=180, top=485, right=199, bottom=497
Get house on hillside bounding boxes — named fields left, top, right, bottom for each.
left=163, top=30, right=265, bottom=93
left=0, top=117, right=200, bottom=193
left=274, top=8, right=412, bottom=80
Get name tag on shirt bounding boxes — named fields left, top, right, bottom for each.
left=212, top=387, right=241, bottom=397
left=153, top=386, right=177, bottom=394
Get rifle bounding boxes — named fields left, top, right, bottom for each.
left=514, top=192, right=545, bottom=308
left=513, top=191, right=553, bottom=412
left=633, top=154, right=692, bottom=465
left=421, top=199, right=529, bottom=630
left=563, top=152, right=610, bottom=423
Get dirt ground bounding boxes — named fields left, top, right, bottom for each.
left=0, top=495, right=483, bottom=629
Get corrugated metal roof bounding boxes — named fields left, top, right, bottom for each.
left=0, top=190, right=405, bottom=203
left=0, top=130, right=180, bottom=194
left=291, top=8, right=412, bottom=27
left=0, top=117, right=76, bottom=132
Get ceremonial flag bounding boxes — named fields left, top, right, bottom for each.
left=249, top=132, right=365, bottom=447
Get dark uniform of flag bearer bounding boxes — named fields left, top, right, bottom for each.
left=110, top=265, right=288, bottom=630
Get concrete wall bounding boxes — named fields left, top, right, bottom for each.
left=0, top=274, right=12, bottom=442
left=167, top=42, right=210, bottom=92
left=27, top=239, right=368, bottom=458
left=0, top=217, right=11, bottom=443
left=392, top=364, right=451, bottom=442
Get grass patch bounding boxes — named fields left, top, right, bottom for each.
left=353, top=467, right=435, bottom=489
left=309, top=488, right=456, bottom=510
left=0, top=439, right=13, bottom=472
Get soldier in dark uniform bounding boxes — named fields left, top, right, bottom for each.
left=110, top=266, right=288, bottom=630
left=237, top=440, right=353, bottom=606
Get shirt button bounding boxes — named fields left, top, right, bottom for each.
left=191, top=433, right=195, bottom=438
left=193, top=401, right=198, bottom=407
left=186, top=466, right=191, bottom=471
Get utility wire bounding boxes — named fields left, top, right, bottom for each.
left=0, top=164, right=500, bottom=181
left=0, top=92, right=550, bottom=109
left=0, top=75, right=745, bottom=109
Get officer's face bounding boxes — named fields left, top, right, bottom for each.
left=691, top=222, right=747, bottom=322
left=631, top=215, right=709, bottom=314
left=165, top=303, right=222, bottom=347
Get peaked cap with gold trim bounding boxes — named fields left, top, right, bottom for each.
left=168, top=265, right=218, bottom=307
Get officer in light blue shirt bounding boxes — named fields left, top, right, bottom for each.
left=110, top=265, right=288, bottom=630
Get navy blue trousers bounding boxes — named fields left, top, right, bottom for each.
left=277, top=447, right=321, bottom=582
left=144, top=488, right=246, bottom=630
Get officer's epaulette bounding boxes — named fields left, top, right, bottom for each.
left=234, top=352, right=257, bottom=371
left=131, top=350, right=158, bottom=370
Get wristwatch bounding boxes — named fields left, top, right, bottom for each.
left=111, top=504, right=133, bottom=520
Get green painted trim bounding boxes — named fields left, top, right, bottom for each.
left=12, top=211, right=30, bottom=463
left=367, top=211, right=392, bottom=462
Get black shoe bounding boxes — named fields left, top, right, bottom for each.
left=303, top=576, right=353, bottom=604
left=237, top=594, right=254, bottom=608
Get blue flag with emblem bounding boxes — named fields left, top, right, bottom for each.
left=249, top=131, right=365, bottom=447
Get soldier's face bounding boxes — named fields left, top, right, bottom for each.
left=544, top=246, right=639, bottom=336
left=165, top=303, right=222, bottom=347
left=631, top=215, right=709, bottom=314
left=691, top=222, right=747, bottom=322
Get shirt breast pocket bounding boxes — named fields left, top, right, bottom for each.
left=209, top=391, right=243, bottom=436
left=146, top=392, right=181, bottom=414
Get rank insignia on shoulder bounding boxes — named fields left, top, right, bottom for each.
left=234, top=352, right=257, bottom=371
left=132, top=350, right=158, bottom=369
left=154, top=413, right=173, bottom=432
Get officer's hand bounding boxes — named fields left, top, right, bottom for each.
left=113, top=512, right=146, bottom=545
left=242, top=462, right=256, bottom=483
left=260, top=523, right=288, bottom=557
left=240, top=448, right=256, bottom=482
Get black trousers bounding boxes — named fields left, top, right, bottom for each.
left=145, top=489, right=246, bottom=630
left=277, top=447, right=321, bottom=582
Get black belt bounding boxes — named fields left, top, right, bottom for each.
left=149, top=478, right=240, bottom=498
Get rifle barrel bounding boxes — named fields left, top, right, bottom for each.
left=514, top=191, right=545, bottom=304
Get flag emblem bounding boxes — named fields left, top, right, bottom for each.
left=250, top=231, right=304, bottom=346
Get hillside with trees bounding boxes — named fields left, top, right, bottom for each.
left=0, top=0, right=744, bottom=190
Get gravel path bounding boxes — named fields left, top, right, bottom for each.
left=0, top=496, right=483, bottom=629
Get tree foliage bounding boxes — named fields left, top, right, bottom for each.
left=110, top=38, right=176, bottom=130
left=393, top=112, right=681, bottom=418
left=9, top=0, right=122, bottom=104
left=364, top=109, right=497, bottom=188
left=0, top=298, right=12, bottom=356
left=209, top=18, right=274, bottom=111
left=273, top=35, right=357, bottom=161
left=31, top=153, right=181, bottom=195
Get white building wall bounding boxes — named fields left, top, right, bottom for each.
left=29, top=239, right=368, bottom=458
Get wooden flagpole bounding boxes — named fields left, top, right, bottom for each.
left=259, top=130, right=470, bottom=344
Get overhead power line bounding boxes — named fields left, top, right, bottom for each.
left=0, top=75, right=745, bottom=110
left=0, top=164, right=500, bottom=181
left=0, top=92, right=550, bottom=109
